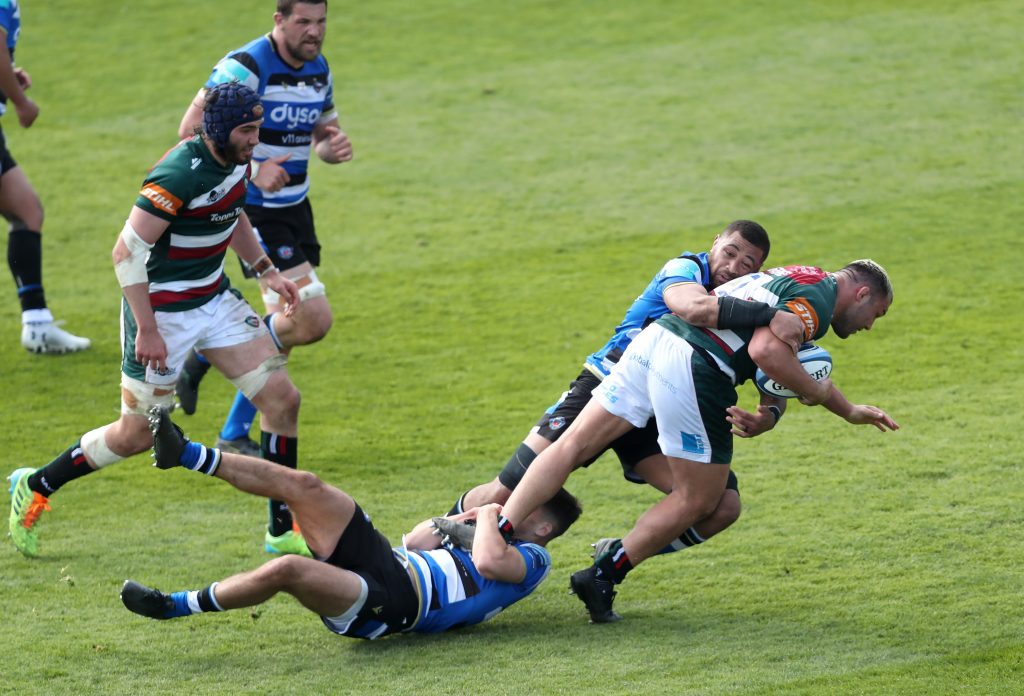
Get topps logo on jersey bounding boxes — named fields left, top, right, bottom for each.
left=755, top=343, right=833, bottom=399
left=270, top=104, right=322, bottom=129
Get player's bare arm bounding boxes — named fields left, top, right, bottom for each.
left=311, top=119, right=353, bottom=164
left=472, top=503, right=527, bottom=583
left=748, top=326, right=831, bottom=405
left=228, top=212, right=301, bottom=314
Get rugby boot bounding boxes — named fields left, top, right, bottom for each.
left=148, top=406, right=188, bottom=469
left=569, top=565, right=623, bottom=623
left=21, top=320, right=90, bottom=355
left=8, top=467, right=50, bottom=557
left=121, top=580, right=175, bottom=620
left=431, top=517, right=476, bottom=550
left=215, top=436, right=261, bottom=458
left=265, top=527, right=313, bottom=558
left=175, top=351, right=210, bottom=415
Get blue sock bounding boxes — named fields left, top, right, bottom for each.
left=220, top=391, right=258, bottom=441
left=166, top=584, right=223, bottom=618
left=179, top=441, right=222, bottom=476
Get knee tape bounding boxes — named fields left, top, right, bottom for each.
left=262, top=270, right=327, bottom=306
left=81, top=425, right=122, bottom=469
left=121, top=374, right=177, bottom=416
left=231, top=353, right=288, bottom=400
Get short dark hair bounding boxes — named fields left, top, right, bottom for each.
left=538, top=488, right=582, bottom=542
left=723, top=219, right=770, bottom=261
left=277, top=0, right=327, bottom=16
left=838, top=259, right=893, bottom=301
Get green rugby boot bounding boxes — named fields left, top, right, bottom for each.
left=8, top=467, right=51, bottom=557
left=265, top=528, right=313, bottom=557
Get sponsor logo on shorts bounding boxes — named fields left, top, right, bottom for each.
left=153, top=366, right=176, bottom=377
left=549, top=416, right=566, bottom=431
left=140, top=184, right=183, bottom=216
left=629, top=352, right=678, bottom=394
left=680, top=432, right=706, bottom=455
left=245, top=315, right=261, bottom=328
left=277, top=245, right=295, bottom=260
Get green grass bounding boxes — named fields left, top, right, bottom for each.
left=2, top=1, right=1022, bottom=694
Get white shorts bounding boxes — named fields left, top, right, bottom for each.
left=594, top=323, right=736, bottom=463
left=121, top=289, right=268, bottom=387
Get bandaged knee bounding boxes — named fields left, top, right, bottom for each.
left=114, top=221, right=154, bottom=288
left=81, top=425, right=122, bottom=469
left=231, top=354, right=288, bottom=400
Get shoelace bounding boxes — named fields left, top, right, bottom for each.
left=21, top=493, right=51, bottom=529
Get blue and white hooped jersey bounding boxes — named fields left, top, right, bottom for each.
left=402, top=542, right=551, bottom=634
left=584, top=251, right=711, bottom=378
left=204, top=34, right=337, bottom=208
left=0, top=0, right=22, bottom=116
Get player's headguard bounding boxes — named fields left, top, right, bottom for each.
left=203, top=82, right=263, bottom=152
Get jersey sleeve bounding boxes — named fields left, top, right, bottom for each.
left=656, top=256, right=705, bottom=295
left=135, top=152, right=192, bottom=221
left=514, top=543, right=553, bottom=591
left=0, top=0, right=16, bottom=47
left=777, top=285, right=835, bottom=341
left=205, top=51, right=261, bottom=93
left=318, top=69, right=337, bottom=124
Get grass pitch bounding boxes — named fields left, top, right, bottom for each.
left=2, top=1, right=1022, bottom=694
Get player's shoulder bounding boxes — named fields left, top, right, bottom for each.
left=659, top=251, right=708, bottom=282
left=514, top=542, right=552, bottom=568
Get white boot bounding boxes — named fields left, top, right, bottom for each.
left=21, top=320, right=91, bottom=354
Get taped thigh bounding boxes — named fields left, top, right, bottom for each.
left=121, top=374, right=177, bottom=417
left=230, top=353, right=288, bottom=400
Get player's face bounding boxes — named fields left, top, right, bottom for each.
left=832, top=290, right=890, bottom=338
left=707, top=232, right=765, bottom=288
left=224, top=121, right=263, bottom=165
left=275, top=2, right=327, bottom=65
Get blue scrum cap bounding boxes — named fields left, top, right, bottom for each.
left=203, top=82, right=264, bottom=151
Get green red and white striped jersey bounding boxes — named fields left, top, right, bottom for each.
left=134, top=136, right=250, bottom=312
left=657, top=265, right=839, bottom=384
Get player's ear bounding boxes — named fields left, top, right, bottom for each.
left=536, top=520, right=554, bottom=542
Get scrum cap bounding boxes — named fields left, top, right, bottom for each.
left=203, top=82, right=263, bottom=151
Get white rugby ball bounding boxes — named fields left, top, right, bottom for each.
left=755, top=343, right=833, bottom=398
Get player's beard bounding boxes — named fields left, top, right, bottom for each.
left=284, top=35, right=322, bottom=64
left=222, top=140, right=255, bottom=166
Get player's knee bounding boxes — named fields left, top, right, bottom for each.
left=287, top=469, right=326, bottom=498
left=261, top=554, right=311, bottom=587
left=668, top=487, right=721, bottom=522
left=715, top=489, right=742, bottom=527
left=294, top=303, right=333, bottom=345
left=255, top=376, right=301, bottom=423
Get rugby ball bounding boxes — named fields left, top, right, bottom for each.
left=754, top=343, right=832, bottom=398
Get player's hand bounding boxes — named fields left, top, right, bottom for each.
left=264, top=272, right=300, bottom=316
left=319, top=125, right=353, bottom=163
left=727, top=404, right=776, bottom=438
left=15, top=97, right=39, bottom=129
left=253, top=154, right=291, bottom=193
left=135, top=326, right=169, bottom=373
left=797, top=378, right=833, bottom=406
left=14, top=67, right=32, bottom=90
left=845, top=404, right=899, bottom=432
left=769, top=311, right=805, bottom=354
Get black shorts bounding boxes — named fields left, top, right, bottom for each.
left=243, top=198, right=320, bottom=275
left=520, top=367, right=740, bottom=493
left=0, top=124, right=18, bottom=176
left=319, top=504, right=419, bottom=639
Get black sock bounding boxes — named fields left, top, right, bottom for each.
left=594, top=538, right=634, bottom=584
left=495, top=515, right=515, bottom=543
left=261, top=431, right=297, bottom=536
left=8, top=229, right=46, bottom=311
left=28, top=442, right=94, bottom=496
left=447, top=491, right=469, bottom=516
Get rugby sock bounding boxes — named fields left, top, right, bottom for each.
left=447, top=491, right=469, bottom=516
left=193, top=350, right=210, bottom=367
left=594, top=538, right=634, bottom=584
left=166, top=583, right=224, bottom=618
left=28, top=442, right=93, bottom=496
left=496, top=515, right=516, bottom=543
left=655, top=527, right=705, bottom=556
left=264, top=313, right=284, bottom=350
left=261, top=431, right=297, bottom=536
left=8, top=229, right=47, bottom=312
left=220, top=392, right=258, bottom=441
left=178, top=442, right=222, bottom=476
